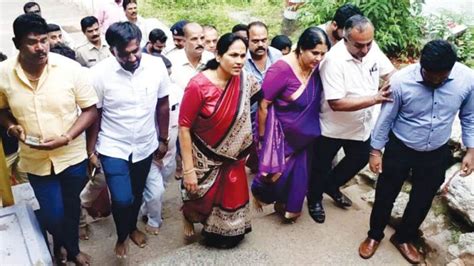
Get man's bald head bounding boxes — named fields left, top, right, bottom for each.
left=183, top=22, right=205, bottom=58
left=184, top=22, right=203, bottom=38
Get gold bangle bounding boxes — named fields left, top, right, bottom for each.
left=183, top=167, right=195, bottom=175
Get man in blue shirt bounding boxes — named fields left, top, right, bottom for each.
left=359, top=40, right=474, bottom=264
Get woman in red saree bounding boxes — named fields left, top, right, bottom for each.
left=178, top=33, right=259, bottom=248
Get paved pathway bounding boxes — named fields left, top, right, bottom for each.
left=0, top=0, right=412, bottom=265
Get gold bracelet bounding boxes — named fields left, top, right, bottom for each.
left=183, top=167, right=195, bottom=175
left=369, top=152, right=382, bottom=157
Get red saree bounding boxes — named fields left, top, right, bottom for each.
left=179, top=72, right=259, bottom=243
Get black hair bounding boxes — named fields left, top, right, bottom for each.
left=105, top=22, right=142, bottom=50
left=204, top=33, right=247, bottom=70
left=122, top=0, right=137, bottom=10
left=149, top=28, right=167, bottom=43
left=333, top=4, right=363, bottom=29
left=271, top=35, right=292, bottom=52
left=420, top=40, right=457, bottom=72
left=0, top=52, right=7, bottom=62
left=232, top=24, right=247, bottom=33
left=295, top=27, right=331, bottom=56
left=50, top=43, right=76, bottom=60
left=247, top=21, right=268, bottom=32
left=47, top=23, right=60, bottom=33
left=13, top=14, right=48, bottom=48
left=23, top=1, right=40, bottom=13
left=80, top=16, right=99, bottom=33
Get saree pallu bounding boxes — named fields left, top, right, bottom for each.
left=252, top=70, right=322, bottom=215
left=181, top=73, right=257, bottom=241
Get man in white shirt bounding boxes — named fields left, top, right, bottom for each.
left=307, top=15, right=395, bottom=224
left=88, top=22, right=170, bottom=258
left=167, top=22, right=214, bottom=91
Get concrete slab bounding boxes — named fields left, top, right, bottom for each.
left=0, top=203, right=52, bottom=265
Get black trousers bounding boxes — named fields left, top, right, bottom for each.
left=308, top=135, right=370, bottom=204
left=368, top=133, right=449, bottom=242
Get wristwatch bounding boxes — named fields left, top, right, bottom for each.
left=159, top=136, right=170, bottom=145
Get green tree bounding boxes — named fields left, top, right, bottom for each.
left=299, top=0, right=425, bottom=58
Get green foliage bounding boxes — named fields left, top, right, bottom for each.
left=425, top=12, right=474, bottom=68
left=299, top=0, right=425, bottom=58
left=138, top=0, right=283, bottom=38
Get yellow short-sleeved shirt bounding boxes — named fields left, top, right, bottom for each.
left=0, top=53, right=98, bottom=176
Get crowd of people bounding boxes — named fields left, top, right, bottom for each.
left=1, top=0, right=473, bottom=265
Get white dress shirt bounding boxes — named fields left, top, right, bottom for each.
left=167, top=49, right=214, bottom=90
left=319, top=40, right=394, bottom=141
left=91, top=53, right=170, bottom=162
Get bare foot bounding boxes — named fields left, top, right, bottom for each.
left=115, top=239, right=129, bottom=259
left=79, top=225, right=90, bottom=240
left=145, top=224, right=160, bottom=235
left=73, top=251, right=91, bottom=266
left=183, top=217, right=195, bottom=238
left=130, top=230, right=147, bottom=248
left=252, top=197, right=264, bottom=212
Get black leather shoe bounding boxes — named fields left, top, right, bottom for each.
left=308, top=201, right=325, bottom=223
left=327, top=190, right=352, bottom=208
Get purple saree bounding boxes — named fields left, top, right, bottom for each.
left=251, top=60, right=322, bottom=215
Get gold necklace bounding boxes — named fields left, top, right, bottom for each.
left=298, top=59, right=311, bottom=81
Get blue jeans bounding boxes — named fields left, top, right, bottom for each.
left=100, top=154, right=152, bottom=243
left=28, top=160, right=87, bottom=259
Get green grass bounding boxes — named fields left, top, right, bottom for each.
left=139, top=0, right=284, bottom=38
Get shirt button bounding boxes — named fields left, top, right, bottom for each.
left=433, top=116, right=436, bottom=118
left=434, top=102, right=437, bottom=104
left=428, top=142, right=431, bottom=144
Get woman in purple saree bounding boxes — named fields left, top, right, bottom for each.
left=252, top=27, right=331, bottom=221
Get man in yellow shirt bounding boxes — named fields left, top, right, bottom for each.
left=0, top=14, right=98, bottom=265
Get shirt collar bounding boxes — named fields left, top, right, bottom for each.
left=414, top=63, right=456, bottom=83
left=111, top=56, right=144, bottom=75
left=179, top=49, right=208, bottom=68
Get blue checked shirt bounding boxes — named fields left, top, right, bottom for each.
left=371, top=62, right=474, bottom=151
